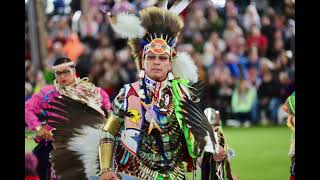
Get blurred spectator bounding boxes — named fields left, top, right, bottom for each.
left=234, top=0, right=250, bottom=14
left=52, top=41, right=65, bottom=57
left=50, top=16, right=71, bottom=45
left=89, top=47, right=115, bottom=82
left=202, top=39, right=215, bottom=69
left=192, top=32, right=205, bottom=53
left=96, top=60, right=128, bottom=100
left=245, top=46, right=260, bottom=71
left=26, top=61, right=36, bottom=87
left=125, top=60, right=138, bottom=83
left=225, top=51, right=241, bottom=79
left=75, top=45, right=93, bottom=78
left=45, top=41, right=66, bottom=68
left=257, top=69, right=281, bottom=125
left=260, top=14, right=276, bottom=58
left=33, top=71, right=47, bottom=93
left=274, top=50, right=291, bottom=73
left=284, top=0, right=295, bottom=19
left=247, top=65, right=260, bottom=88
left=269, top=36, right=284, bottom=60
left=231, top=79, right=257, bottom=127
left=223, top=18, right=243, bottom=48
left=204, top=32, right=227, bottom=57
left=278, top=71, right=294, bottom=102
left=112, top=0, right=136, bottom=14
left=284, top=19, right=295, bottom=54
left=79, top=12, right=99, bottom=39
left=225, top=0, right=239, bottom=20
left=204, top=57, right=234, bottom=123
left=242, top=4, right=261, bottom=33
left=88, top=0, right=105, bottom=11
left=246, top=25, right=268, bottom=56
left=191, top=52, right=207, bottom=83
left=188, top=8, right=207, bottom=34
left=25, top=34, right=31, bottom=60
left=203, top=32, right=226, bottom=69
left=259, top=57, right=274, bottom=76
left=236, top=36, right=248, bottom=67
left=269, top=0, right=285, bottom=13
left=63, top=32, right=85, bottom=61
left=25, top=82, right=33, bottom=101
left=53, top=0, right=66, bottom=14
left=254, top=0, right=269, bottom=14
left=204, top=7, right=224, bottom=34
left=274, top=13, right=286, bottom=30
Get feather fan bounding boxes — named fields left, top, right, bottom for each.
left=178, top=98, right=217, bottom=154
left=43, top=95, right=107, bottom=180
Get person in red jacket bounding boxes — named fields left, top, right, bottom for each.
left=246, top=25, right=268, bottom=56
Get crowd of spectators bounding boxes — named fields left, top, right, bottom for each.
left=25, top=0, right=295, bottom=127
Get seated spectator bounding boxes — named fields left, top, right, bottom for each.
left=231, top=79, right=257, bottom=127
left=258, top=70, right=281, bottom=125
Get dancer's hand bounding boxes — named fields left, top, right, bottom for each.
left=36, top=126, right=54, bottom=140
left=100, top=172, right=121, bottom=180
left=282, top=103, right=289, bottom=113
left=213, top=145, right=226, bottom=162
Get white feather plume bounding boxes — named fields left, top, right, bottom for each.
left=172, top=51, right=198, bottom=83
left=169, top=0, right=192, bottom=15
left=203, top=132, right=215, bottom=154
left=110, top=12, right=146, bottom=39
left=67, top=123, right=104, bottom=178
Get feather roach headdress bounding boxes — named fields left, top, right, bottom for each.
left=106, top=0, right=198, bottom=83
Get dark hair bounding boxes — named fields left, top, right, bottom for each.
left=53, top=57, right=74, bottom=68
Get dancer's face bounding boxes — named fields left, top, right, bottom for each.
left=54, top=66, right=76, bottom=86
left=142, top=52, right=172, bottom=82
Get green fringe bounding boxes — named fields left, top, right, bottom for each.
left=171, top=79, right=198, bottom=159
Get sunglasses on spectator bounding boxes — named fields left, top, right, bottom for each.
left=55, top=69, right=72, bottom=77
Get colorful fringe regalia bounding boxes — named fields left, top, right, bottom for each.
left=97, top=1, right=238, bottom=179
